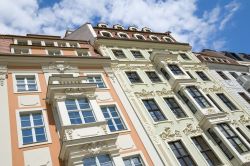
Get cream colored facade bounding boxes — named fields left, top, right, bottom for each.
left=66, top=23, right=250, bottom=166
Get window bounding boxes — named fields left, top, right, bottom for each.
left=69, top=42, right=79, bottom=47
left=217, top=123, right=249, bottom=154
left=45, top=41, right=54, bottom=46
left=160, top=68, right=170, bottom=80
left=238, top=92, right=250, bottom=104
left=217, top=93, right=237, bottom=110
left=101, top=32, right=112, bottom=37
left=169, top=140, right=197, bottom=166
left=65, top=99, right=95, bottom=124
left=168, top=64, right=184, bottom=75
left=126, top=72, right=143, bottom=83
left=77, top=50, right=88, bottom=56
left=17, top=40, right=28, bottom=45
left=180, top=53, right=190, bottom=60
left=123, top=155, right=144, bottom=166
left=186, top=71, right=194, bottom=79
left=20, top=112, right=47, bottom=145
left=186, top=86, right=211, bottom=108
left=112, top=49, right=126, bottom=58
left=31, top=41, right=42, bottom=46
left=16, top=75, right=37, bottom=92
left=48, top=49, right=61, bottom=56
left=247, top=126, right=250, bottom=130
left=87, top=76, right=106, bottom=88
left=163, top=37, right=173, bottom=42
left=83, top=154, right=113, bottom=166
left=145, top=71, right=162, bottom=83
left=134, top=34, right=145, bottom=40
left=216, top=71, right=229, bottom=80
left=142, top=99, right=166, bottom=121
left=58, top=42, right=67, bottom=47
left=196, top=71, right=210, bottom=81
left=14, top=48, right=29, bottom=54
left=101, top=105, right=125, bottom=132
left=241, top=73, right=248, bottom=76
left=118, top=33, right=129, bottom=38
left=131, top=50, right=143, bottom=58
left=150, top=35, right=159, bottom=41
left=236, top=127, right=250, bottom=144
left=229, top=72, right=238, bottom=79
left=164, top=97, right=187, bottom=118
left=178, top=91, right=197, bottom=113
left=192, top=136, right=221, bottom=166
left=206, top=94, right=223, bottom=112
left=208, top=128, right=234, bottom=160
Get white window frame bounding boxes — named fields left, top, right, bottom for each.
left=121, top=151, right=148, bottom=166
left=114, top=24, right=124, bottom=30
left=16, top=108, right=52, bottom=148
left=133, top=34, right=146, bottom=40
left=83, top=72, right=110, bottom=89
left=117, top=32, right=130, bottom=39
left=149, top=35, right=160, bottom=41
left=75, top=50, right=90, bottom=57
left=98, top=102, right=130, bottom=133
left=97, top=23, right=108, bottom=28
left=13, top=48, right=31, bottom=54
left=46, top=49, right=63, bottom=56
left=100, top=30, right=113, bottom=37
left=162, top=36, right=173, bottom=42
left=128, top=26, right=139, bottom=31
left=12, top=73, right=41, bottom=93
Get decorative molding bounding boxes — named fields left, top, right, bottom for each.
left=65, top=88, right=85, bottom=97
left=82, top=142, right=109, bottom=155
left=239, top=115, right=250, bottom=124
left=206, top=108, right=217, bottom=115
left=144, top=122, right=160, bottom=144
left=183, top=123, right=202, bottom=135
left=65, top=129, right=74, bottom=140
left=0, top=65, right=7, bottom=86
left=231, top=120, right=239, bottom=126
left=160, top=127, right=181, bottom=141
left=183, top=64, right=208, bottom=71
left=155, top=88, right=174, bottom=96
left=134, top=89, right=154, bottom=98
left=53, top=95, right=67, bottom=102
left=42, top=63, right=76, bottom=73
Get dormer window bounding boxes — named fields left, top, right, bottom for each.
left=128, top=26, right=139, bottom=31
left=100, top=31, right=112, bottom=37
left=162, top=36, right=173, bottom=42
left=118, top=32, right=129, bottom=39
left=149, top=35, right=160, bottom=41
left=97, top=23, right=108, bottom=28
left=142, top=27, right=152, bottom=32
left=134, top=34, right=145, bottom=40
left=47, top=49, right=61, bottom=56
left=113, top=24, right=124, bottom=30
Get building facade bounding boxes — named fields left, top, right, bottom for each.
left=65, top=23, right=250, bottom=166
left=0, top=34, right=155, bottom=166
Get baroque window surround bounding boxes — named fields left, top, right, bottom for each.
left=120, top=151, right=148, bottom=166
left=117, top=32, right=130, bottom=39
left=15, top=107, right=52, bottom=148
left=100, top=30, right=113, bottom=38
left=83, top=72, right=110, bottom=90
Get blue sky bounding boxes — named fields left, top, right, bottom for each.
left=0, top=0, right=248, bottom=53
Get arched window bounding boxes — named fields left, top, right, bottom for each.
left=128, top=26, right=139, bottom=31
left=149, top=35, right=160, bottom=41
left=117, top=32, right=129, bottom=39
left=142, top=27, right=152, bottom=32
left=100, top=31, right=112, bottom=37
left=97, top=23, right=108, bottom=28
left=162, top=36, right=173, bottom=42
left=134, top=34, right=145, bottom=40
left=113, top=24, right=124, bottom=30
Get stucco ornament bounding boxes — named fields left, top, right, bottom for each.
left=65, top=129, right=74, bottom=140
left=82, top=142, right=108, bottom=155
left=156, top=88, right=174, bottom=96
left=144, top=122, right=160, bottom=144
left=65, top=88, right=85, bottom=97
left=231, top=120, right=239, bottom=126
left=0, top=65, right=7, bottom=86
left=160, top=127, right=181, bottom=141
left=239, top=115, right=250, bottom=124
left=134, top=89, right=154, bottom=98
left=44, top=63, right=75, bottom=73
left=183, top=123, right=202, bottom=135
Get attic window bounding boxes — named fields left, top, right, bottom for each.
left=114, top=25, right=124, bottom=30
left=163, top=36, right=173, bottom=42
left=118, top=32, right=129, bottom=39
left=129, top=27, right=138, bottom=31
left=100, top=31, right=112, bottom=37
left=149, top=35, right=160, bottom=41
left=98, top=23, right=108, bottom=28
left=134, top=34, right=145, bottom=40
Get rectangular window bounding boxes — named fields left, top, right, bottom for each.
left=20, top=112, right=47, bottom=145
left=236, top=127, right=250, bottom=144
left=192, top=136, right=221, bottom=166
left=31, top=41, right=42, bottom=46
left=87, top=75, right=106, bottom=88
left=229, top=72, right=238, bottom=79
left=196, top=71, right=210, bottom=81
left=164, top=97, right=187, bottom=118
left=180, top=53, right=190, bottom=60
left=217, top=93, right=237, bottom=110
left=14, top=48, right=29, bottom=54
left=48, top=49, right=61, bottom=56
left=126, top=71, right=143, bottom=83
left=206, top=94, right=223, bottom=112
left=83, top=154, right=113, bottom=166
left=145, top=71, right=162, bottom=83
left=168, top=64, right=184, bottom=75
left=131, top=50, right=143, bottom=58
left=216, top=71, right=229, bottom=80
left=142, top=99, right=166, bottom=121
left=178, top=91, right=197, bottom=113
left=169, top=140, right=197, bottom=166
left=45, top=41, right=54, bottom=46
left=160, top=68, right=170, bottom=80
left=238, top=92, right=250, bottom=104
left=186, top=71, right=194, bottom=79
left=207, top=128, right=234, bottom=160
left=16, top=75, right=38, bottom=92
left=123, top=155, right=144, bottom=166
left=112, top=49, right=126, bottom=58
left=101, top=105, right=125, bottom=132
left=65, top=99, right=96, bottom=124
left=187, top=86, right=211, bottom=108
left=218, top=123, right=249, bottom=154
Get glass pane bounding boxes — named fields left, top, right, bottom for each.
left=83, top=157, right=97, bottom=166
left=36, top=134, right=46, bottom=142
left=22, top=129, right=32, bottom=136
left=23, top=136, right=33, bottom=144
left=35, top=127, right=45, bottom=135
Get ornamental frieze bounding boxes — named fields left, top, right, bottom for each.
left=155, top=88, right=174, bottom=96
left=134, top=89, right=154, bottom=98
left=183, top=123, right=203, bottom=135
left=160, top=127, right=181, bottom=141
left=239, top=115, right=250, bottom=124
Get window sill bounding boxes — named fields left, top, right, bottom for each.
left=19, top=140, right=51, bottom=149
left=153, top=120, right=173, bottom=126
left=14, top=91, right=42, bottom=94
left=108, top=129, right=131, bottom=135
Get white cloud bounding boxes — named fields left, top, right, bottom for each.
left=0, top=0, right=240, bottom=51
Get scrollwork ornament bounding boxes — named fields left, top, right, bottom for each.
left=183, top=123, right=202, bottom=135
left=155, top=88, right=174, bottom=96
left=239, top=115, right=250, bottom=124
left=160, top=127, right=181, bottom=141
left=134, top=89, right=154, bottom=98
